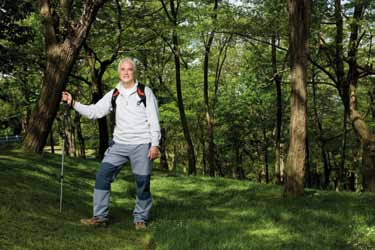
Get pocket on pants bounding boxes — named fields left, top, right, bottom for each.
left=104, top=140, right=115, bottom=155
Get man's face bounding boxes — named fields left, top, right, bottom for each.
left=119, top=61, right=135, bottom=84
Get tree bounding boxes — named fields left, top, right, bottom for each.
left=23, top=0, right=109, bottom=152
left=201, top=0, right=219, bottom=177
left=284, top=0, right=311, bottom=196
left=310, top=0, right=375, bottom=191
left=83, top=0, right=122, bottom=159
left=160, top=0, right=196, bottom=175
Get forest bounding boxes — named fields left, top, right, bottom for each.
left=1, top=0, right=375, bottom=197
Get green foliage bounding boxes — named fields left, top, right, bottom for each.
left=0, top=0, right=35, bottom=73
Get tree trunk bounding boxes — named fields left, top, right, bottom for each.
left=280, top=143, right=285, bottom=183
left=201, top=139, right=207, bottom=175
left=255, top=138, right=264, bottom=183
left=305, top=135, right=311, bottom=188
left=336, top=110, right=348, bottom=191
left=284, top=0, right=311, bottom=197
left=350, top=83, right=375, bottom=191
left=215, top=155, right=224, bottom=177
left=347, top=5, right=375, bottom=192
left=272, top=34, right=283, bottom=185
left=22, top=109, right=31, bottom=134
left=172, top=144, right=178, bottom=173
left=160, top=127, right=169, bottom=170
left=23, top=0, right=108, bottom=152
left=312, top=72, right=330, bottom=189
left=24, top=46, right=77, bottom=152
left=172, top=31, right=196, bottom=175
left=74, top=111, right=85, bottom=158
left=64, top=114, right=76, bottom=157
left=203, top=0, right=218, bottom=177
left=263, top=128, right=269, bottom=183
left=49, top=130, right=55, bottom=154
left=234, top=144, right=245, bottom=180
left=339, top=1, right=375, bottom=191
left=91, top=82, right=108, bottom=160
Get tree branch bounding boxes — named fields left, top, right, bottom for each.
left=39, top=0, right=57, bottom=46
left=70, top=74, right=91, bottom=86
left=160, top=0, right=173, bottom=23
left=60, top=0, right=73, bottom=23
left=218, top=31, right=288, bottom=51
left=357, top=64, right=375, bottom=78
left=102, top=0, right=123, bottom=69
left=308, top=56, right=338, bottom=86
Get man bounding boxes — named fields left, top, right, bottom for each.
left=62, top=58, right=161, bottom=230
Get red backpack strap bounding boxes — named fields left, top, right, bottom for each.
left=111, top=88, right=119, bottom=111
left=137, top=83, right=146, bottom=107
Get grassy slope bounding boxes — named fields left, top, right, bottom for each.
left=0, top=147, right=375, bottom=250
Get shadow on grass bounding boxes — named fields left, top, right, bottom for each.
left=0, top=148, right=153, bottom=250
left=1, top=147, right=375, bottom=250
left=147, top=176, right=375, bottom=250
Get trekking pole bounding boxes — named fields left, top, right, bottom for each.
left=60, top=102, right=69, bottom=213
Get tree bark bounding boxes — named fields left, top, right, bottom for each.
left=284, top=0, right=311, bottom=197
left=337, top=110, right=348, bottom=191
left=74, top=111, right=85, bottom=158
left=23, top=0, right=109, bottom=152
left=312, top=70, right=330, bottom=189
left=172, top=144, right=178, bottom=173
left=305, top=134, right=311, bottom=188
left=234, top=143, right=245, bottom=180
left=255, top=138, right=264, bottom=183
left=263, top=127, right=269, bottom=183
left=63, top=113, right=76, bottom=157
left=203, top=0, right=218, bottom=177
left=201, top=138, right=207, bottom=175
left=272, top=34, right=283, bottom=184
left=172, top=31, right=196, bottom=175
left=160, top=127, right=169, bottom=170
left=49, top=130, right=55, bottom=154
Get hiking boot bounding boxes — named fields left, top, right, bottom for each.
left=80, top=217, right=109, bottom=226
left=135, top=221, right=147, bottom=230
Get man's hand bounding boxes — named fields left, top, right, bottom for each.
left=62, top=91, right=73, bottom=106
left=147, top=146, right=160, bottom=160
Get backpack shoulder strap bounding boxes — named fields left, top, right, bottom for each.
left=110, top=88, right=120, bottom=127
left=137, top=83, right=147, bottom=108
left=111, top=88, right=120, bottom=111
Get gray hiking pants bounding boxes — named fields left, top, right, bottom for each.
left=93, top=142, right=152, bottom=223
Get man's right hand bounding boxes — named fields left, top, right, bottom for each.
left=62, top=91, right=73, bottom=106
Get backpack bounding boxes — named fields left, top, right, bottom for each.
left=111, top=83, right=146, bottom=125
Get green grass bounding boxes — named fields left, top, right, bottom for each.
left=1, top=147, right=375, bottom=250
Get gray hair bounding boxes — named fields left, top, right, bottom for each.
left=117, top=58, right=137, bottom=73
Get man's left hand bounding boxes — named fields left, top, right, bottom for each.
left=148, top=146, right=160, bottom=160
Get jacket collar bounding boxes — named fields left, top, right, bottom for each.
left=116, top=80, right=138, bottom=95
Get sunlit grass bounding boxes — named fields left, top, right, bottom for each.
left=1, top=146, right=375, bottom=250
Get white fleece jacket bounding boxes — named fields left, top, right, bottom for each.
left=74, top=81, right=161, bottom=147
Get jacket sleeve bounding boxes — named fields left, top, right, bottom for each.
left=145, top=87, right=161, bottom=147
left=73, top=90, right=113, bottom=119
